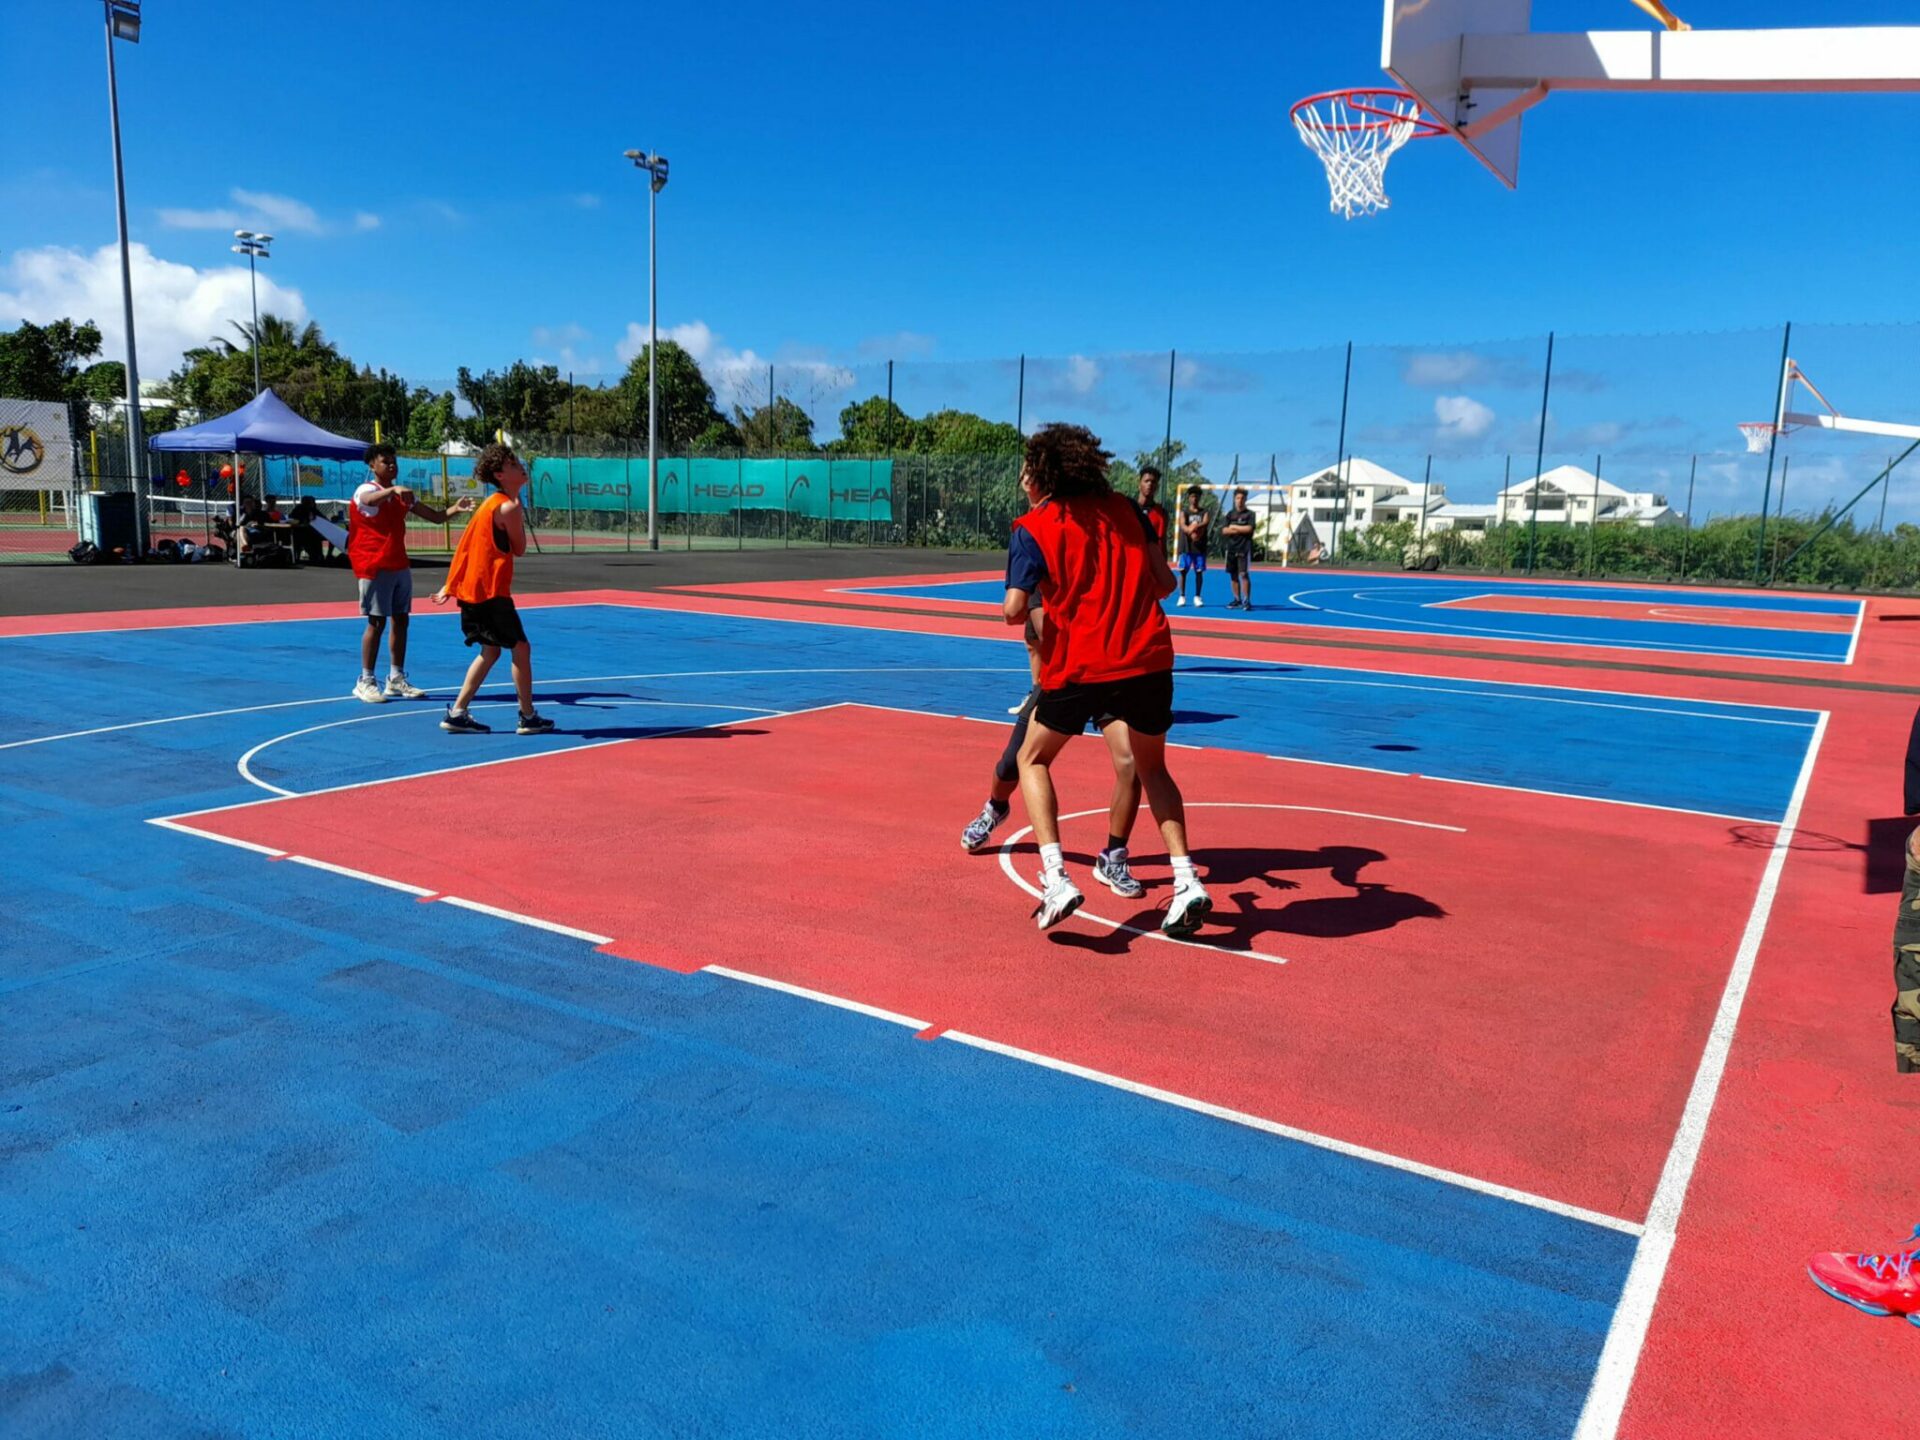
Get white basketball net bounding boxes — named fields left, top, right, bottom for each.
left=1738, top=422, right=1779, bottom=454
left=1293, top=92, right=1427, bottom=219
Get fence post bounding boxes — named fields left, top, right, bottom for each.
left=1681, top=455, right=1697, bottom=579
left=1587, top=454, right=1602, bottom=576
left=1417, top=455, right=1432, bottom=564
left=1754, top=321, right=1793, bottom=584
left=1331, top=342, right=1353, bottom=560
left=736, top=454, right=743, bottom=550
left=441, top=455, right=452, bottom=550
left=624, top=453, right=634, bottom=553
left=1525, top=334, right=1555, bottom=575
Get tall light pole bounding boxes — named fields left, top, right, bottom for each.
left=230, top=231, right=273, bottom=395
left=103, top=0, right=144, bottom=540
left=624, top=149, right=669, bottom=550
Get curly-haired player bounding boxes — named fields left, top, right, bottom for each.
left=1003, top=423, right=1211, bottom=935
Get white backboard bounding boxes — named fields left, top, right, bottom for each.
left=1382, top=0, right=1532, bottom=187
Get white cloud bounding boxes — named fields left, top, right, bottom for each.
left=156, top=187, right=378, bottom=237
left=1434, top=394, right=1495, bottom=440
left=1064, top=354, right=1101, bottom=395
left=229, top=189, right=324, bottom=235
left=0, top=242, right=309, bottom=381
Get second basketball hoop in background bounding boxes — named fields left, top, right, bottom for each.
left=1291, top=89, right=1444, bottom=219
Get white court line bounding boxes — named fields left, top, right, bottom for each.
left=992, top=802, right=1467, bottom=965
left=0, top=661, right=1028, bottom=754
left=234, top=698, right=779, bottom=797
left=705, top=965, right=929, bottom=1031
left=942, top=1030, right=1642, bottom=1236
left=1263, top=751, right=1788, bottom=828
left=1286, top=585, right=1850, bottom=665
left=145, top=815, right=286, bottom=858
left=287, top=856, right=437, bottom=897
left=1570, top=709, right=1829, bottom=1440
left=435, top=896, right=613, bottom=944
left=1846, top=601, right=1865, bottom=666
left=174, top=702, right=852, bottom=816
left=0, top=599, right=612, bottom=643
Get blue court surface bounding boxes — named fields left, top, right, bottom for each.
left=0, top=600, right=1819, bottom=1438
left=850, top=573, right=1863, bottom=664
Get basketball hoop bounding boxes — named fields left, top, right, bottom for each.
left=1738, top=421, right=1788, bottom=454
left=1291, top=88, right=1446, bottom=219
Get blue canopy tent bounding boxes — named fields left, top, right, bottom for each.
left=147, top=389, right=366, bottom=561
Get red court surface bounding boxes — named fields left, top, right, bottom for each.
left=1436, top=591, right=1858, bottom=632
left=167, top=703, right=1780, bottom=1226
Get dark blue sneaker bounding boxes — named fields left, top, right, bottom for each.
left=516, top=711, right=557, bottom=735
left=441, top=708, right=491, bottom=734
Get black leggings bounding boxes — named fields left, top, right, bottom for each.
left=993, top=687, right=1040, bottom=784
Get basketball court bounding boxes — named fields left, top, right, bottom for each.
left=9, top=2, right=1920, bottom=1437
left=3, top=546, right=1917, bottom=1438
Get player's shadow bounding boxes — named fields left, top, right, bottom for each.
left=561, top=723, right=771, bottom=741
left=1042, top=843, right=1446, bottom=954
left=1179, top=664, right=1307, bottom=677
left=1728, top=818, right=1913, bottom=895
left=1169, top=710, right=1235, bottom=726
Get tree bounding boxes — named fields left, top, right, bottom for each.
left=918, top=409, right=1021, bottom=455
left=615, top=340, right=734, bottom=450
left=401, top=389, right=459, bottom=451
left=733, top=396, right=816, bottom=452
left=455, top=360, right=570, bottom=441
left=0, top=318, right=104, bottom=403
left=833, top=395, right=918, bottom=453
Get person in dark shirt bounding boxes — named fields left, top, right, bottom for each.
left=1221, top=486, right=1258, bottom=610
left=1135, top=466, right=1167, bottom=554
left=1176, top=485, right=1209, bottom=607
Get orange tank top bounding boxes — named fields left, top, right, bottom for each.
left=444, top=492, right=515, bottom=603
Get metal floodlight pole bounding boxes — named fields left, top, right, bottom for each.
left=1681, top=454, right=1697, bottom=578
left=624, top=147, right=668, bottom=551
left=231, top=231, right=272, bottom=395
left=103, top=0, right=146, bottom=545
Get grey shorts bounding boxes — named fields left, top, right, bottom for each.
left=358, top=568, right=413, bottom=618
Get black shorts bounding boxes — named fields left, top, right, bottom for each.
left=1034, top=669, right=1174, bottom=739
left=458, top=596, right=527, bottom=649
left=1225, top=548, right=1251, bottom=578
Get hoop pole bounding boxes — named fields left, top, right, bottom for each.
left=1525, top=332, right=1554, bottom=575
left=1754, top=322, right=1791, bottom=583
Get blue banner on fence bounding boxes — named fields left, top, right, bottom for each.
left=263, top=455, right=893, bottom=521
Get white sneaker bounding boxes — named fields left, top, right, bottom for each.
left=961, top=800, right=1011, bottom=852
left=1193, top=596, right=1204, bottom=608
left=1175, top=595, right=1187, bottom=607
left=1033, top=870, right=1084, bottom=930
left=1163, top=879, right=1213, bottom=938
left=384, top=673, right=428, bottom=700
left=352, top=677, right=389, bottom=705
left=1092, top=847, right=1146, bottom=900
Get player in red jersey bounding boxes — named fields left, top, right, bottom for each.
left=347, top=443, right=471, bottom=703
left=1003, top=424, right=1211, bottom=936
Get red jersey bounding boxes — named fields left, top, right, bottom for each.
left=1139, top=502, right=1167, bottom=547
left=443, top=493, right=515, bottom=603
left=1010, top=489, right=1175, bottom=688
left=346, top=484, right=413, bottom=578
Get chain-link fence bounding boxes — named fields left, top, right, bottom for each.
left=14, top=321, right=1920, bottom=587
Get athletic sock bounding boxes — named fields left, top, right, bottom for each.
left=1103, top=835, right=1127, bottom=856
left=1039, top=842, right=1065, bottom=877
left=1170, top=855, right=1197, bottom=886
left=360, top=670, right=376, bottom=683
left=988, top=797, right=1011, bottom=817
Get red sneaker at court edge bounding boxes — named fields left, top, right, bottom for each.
left=1807, top=1228, right=1920, bottom=1326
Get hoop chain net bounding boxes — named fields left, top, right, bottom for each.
left=1293, top=93, right=1424, bottom=220
left=1738, top=422, right=1778, bottom=454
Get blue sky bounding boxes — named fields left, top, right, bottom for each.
left=5, top=0, right=1920, bottom=516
